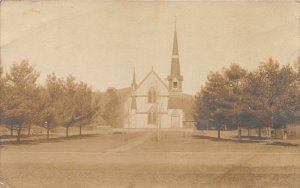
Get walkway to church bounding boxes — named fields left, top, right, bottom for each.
left=0, top=130, right=299, bottom=188
left=105, top=131, right=153, bottom=154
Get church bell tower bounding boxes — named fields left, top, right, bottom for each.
left=167, top=23, right=183, bottom=94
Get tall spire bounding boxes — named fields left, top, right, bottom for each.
left=168, top=19, right=183, bottom=92
left=172, top=18, right=179, bottom=57
left=168, top=20, right=183, bottom=81
left=131, top=68, right=137, bottom=89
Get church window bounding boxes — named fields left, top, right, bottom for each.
left=148, top=88, right=156, bottom=103
left=148, top=107, right=157, bottom=124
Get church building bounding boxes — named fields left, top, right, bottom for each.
left=125, top=26, right=184, bottom=129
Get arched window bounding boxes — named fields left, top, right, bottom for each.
left=147, top=88, right=156, bottom=103
left=173, top=81, right=178, bottom=88
left=148, top=107, right=157, bottom=124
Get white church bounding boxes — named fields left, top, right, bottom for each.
left=125, top=26, right=185, bottom=129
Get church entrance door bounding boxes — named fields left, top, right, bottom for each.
left=171, top=110, right=180, bottom=128
left=171, top=116, right=179, bottom=127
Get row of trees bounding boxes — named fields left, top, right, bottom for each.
left=0, top=60, right=100, bottom=143
left=194, top=58, right=300, bottom=139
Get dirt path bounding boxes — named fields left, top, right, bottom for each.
left=105, top=131, right=153, bottom=154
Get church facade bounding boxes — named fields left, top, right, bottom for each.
left=125, top=27, right=184, bottom=129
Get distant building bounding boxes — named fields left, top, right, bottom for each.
left=125, top=26, right=185, bottom=128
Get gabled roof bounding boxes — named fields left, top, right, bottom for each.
left=168, top=95, right=183, bottom=109
left=136, top=70, right=168, bottom=90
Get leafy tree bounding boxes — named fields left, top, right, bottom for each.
left=40, top=73, right=66, bottom=139
left=254, top=59, right=298, bottom=137
left=194, top=87, right=210, bottom=130
left=0, top=63, right=4, bottom=124
left=2, top=60, right=39, bottom=143
left=61, top=75, right=78, bottom=137
left=194, top=72, right=231, bottom=139
left=223, top=64, right=247, bottom=139
left=243, top=72, right=267, bottom=138
left=102, top=87, right=123, bottom=128
left=73, top=82, right=94, bottom=135
left=194, top=58, right=299, bottom=140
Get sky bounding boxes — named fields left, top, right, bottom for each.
left=1, top=0, right=299, bottom=94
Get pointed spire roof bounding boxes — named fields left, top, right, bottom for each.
left=168, top=21, right=183, bottom=81
left=172, top=23, right=179, bottom=56
left=131, top=68, right=137, bottom=89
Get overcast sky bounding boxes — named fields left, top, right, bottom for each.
left=1, top=0, right=299, bottom=94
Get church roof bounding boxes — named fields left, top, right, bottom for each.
left=136, top=70, right=168, bottom=90
left=168, top=95, right=183, bottom=109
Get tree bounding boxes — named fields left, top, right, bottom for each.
left=194, top=72, right=231, bottom=139
left=102, top=87, right=123, bottom=128
left=223, top=64, right=247, bottom=140
left=194, top=87, right=210, bottom=130
left=0, top=63, right=6, bottom=131
left=43, top=73, right=65, bottom=139
left=63, top=75, right=79, bottom=137
left=194, top=58, right=299, bottom=141
left=253, top=59, right=298, bottom=138
left=73, top=82, right=94, bottom=135
left=243, top=72, right=267, bottom=138
left=2, top=60, right=39, bottom=143
left=0, top=63, right=4, bottom=118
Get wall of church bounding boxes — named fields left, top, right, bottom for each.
left=124, top=71, right=184, bottom=129
left=135, top=96, right=168, bottom=114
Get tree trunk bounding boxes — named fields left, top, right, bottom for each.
left=66, top=126, right=69, bottom=137
left=283, top=125, right=287, bottom=140
left=46, top=126, right=50, bottom=139
left=79, top=120, right=82, bottom=136
left=27, top=124, right=31, bottom=136
left=217, top=127, right=221, bottom=140
left=11, top=126, right=13, bottom=136
left=238, top=126, right=242, bottom=141
left=17, top=125, right=22, bottom=144
left=258, top=127, right=262, bottom=139
left=248, top=128, right=250, bottom=137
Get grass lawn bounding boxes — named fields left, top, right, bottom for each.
left=0, top=130, right=299, bottom=188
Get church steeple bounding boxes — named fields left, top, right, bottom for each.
left=172, top=24, right=179, bottom=57
left=168, top=21, right=183, bottom=92
left=131, top=68, right=137, bottom=90
left=131, top=68, right=137, bottom=110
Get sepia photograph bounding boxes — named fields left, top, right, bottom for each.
left=0, top=0, right=299, bottom=187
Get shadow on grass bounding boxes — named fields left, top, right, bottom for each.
left=266, top=141, right=300, bottom=147
left=0, top=134, right=100, bottom=148
left=192, top=134, right=300, bottom=147
left=192, top=134, right=268, bottom=144
left=232, top=135, right=269, bottom=141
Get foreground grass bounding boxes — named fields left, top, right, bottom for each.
left=1, top=130, right=299, bottom=188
